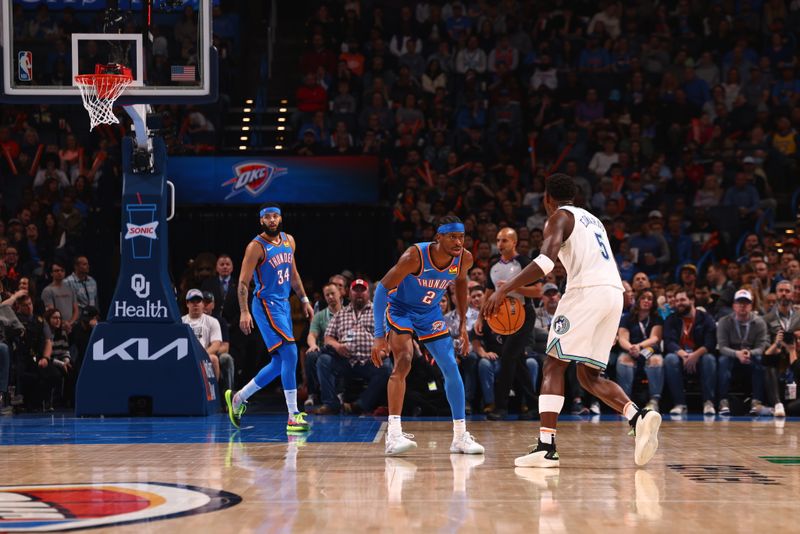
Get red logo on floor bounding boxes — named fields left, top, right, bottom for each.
left=0, top=482, right=241, bottom=531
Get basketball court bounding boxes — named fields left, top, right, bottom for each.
left=1, top=414, right=797, bottom=532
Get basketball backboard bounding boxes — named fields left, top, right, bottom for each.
left=0, top=0, right=216, bottom=104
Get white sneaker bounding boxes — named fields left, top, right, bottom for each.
left=718, top=399, right=730, bottom=416
left=450, top=431, right=485, bottom=454
left=303, top=394, right=315, bottom=408
left=775, top=403, right=786, bottom=417
left=385, top=432, right=418, bottom=456
left=633, top=410, right=662, bottom=467
left=515, top=439, right=560, bottom=468
left=703, top=400, right=716, bottom=415
left=646, top=398, right=660, bottom=412
left=669, top=404, right=687, bottom=416
left=590, top=401, right=601, bottom=415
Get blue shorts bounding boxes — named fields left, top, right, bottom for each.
left=252, top=297, right=295, bottom=351
left=386, top=302, right=450, bottom=343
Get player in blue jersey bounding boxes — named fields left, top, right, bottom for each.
left=225, top=203, right=314, bottom=432
left=372, top=215, right=485, bottom=455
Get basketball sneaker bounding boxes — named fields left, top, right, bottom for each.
left=287, top=412, right=310, bottom=432
left=703, top=400, right=716, bottom=415
left=629, top=408, right=662, bottom=467
left=450, top=432, right=485, bottom=454
left=718, top=399, right=731, bottom=416
left=225, top=389, right=246, bottom=428
left=775, top=403, right=786, bottom=417
left=669, top=404, right=687, bottom=416
left=514, top=439, right=560, bottom=468
left=385, top=432, right=418, bottom=456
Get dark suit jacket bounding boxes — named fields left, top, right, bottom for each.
left=201, top=275, right=240, bottom=326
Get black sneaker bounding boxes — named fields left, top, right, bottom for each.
left=514, top=438, right=560, bottom=468
left=486, top=408, right=508, bottom=421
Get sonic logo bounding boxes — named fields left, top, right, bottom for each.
left=0, top=483, right=240, bottom=531
left=124, top=221, right=158, bottom=240
left=222, top=161, right=288, bottom=200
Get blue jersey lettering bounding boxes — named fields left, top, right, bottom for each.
left=389, top=242, right=461, bottom=313
left=252, top=232, right=293, bottom=300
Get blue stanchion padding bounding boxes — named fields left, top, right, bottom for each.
left=75, top=323, right=218, bottom=416
left=76, top=136, right=216, bottom=416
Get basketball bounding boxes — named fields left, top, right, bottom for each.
left=486, top=296, right=525, bottom=335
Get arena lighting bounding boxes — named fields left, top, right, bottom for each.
left=277, top=126, right=285, bottom=131
left=242, top=117, right=251, bottom=122
left=245, top=99, right=254, bottom=104
left=239, top=145, right=247, bottom=150
left=239, top=136, right=247, bottom=141
left=775, top=242, right=783, bottom=247
left=278, top=117, right=286, bottom=122
left=778, top=248, right=784, bottom=253
left=280, top=99, right=288, bottom=104
left=275, top=145, right=283, bottom=150
left=786, top=229, right=796, bottom=234
left=243, top=107, right=252, bottom=112
left=279, top=107, right=287, bottom=112
left=241, top=126, right=250, bottom=131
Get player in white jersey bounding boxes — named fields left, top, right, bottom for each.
left=484, top=173, right=661, bottom=468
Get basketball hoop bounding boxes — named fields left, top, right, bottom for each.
left=75, top=64, right=133, bottom=130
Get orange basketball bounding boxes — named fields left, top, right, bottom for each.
left=486, top=297, right=526, bottom=335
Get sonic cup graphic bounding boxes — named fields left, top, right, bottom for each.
left=125, top=204, right=158, bottom=259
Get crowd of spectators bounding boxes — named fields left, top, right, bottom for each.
left=290, top=0, right=800, bottom=416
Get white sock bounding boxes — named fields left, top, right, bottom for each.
left=623, top=401, right=640, bottom=421
left=453, top=419, right=466, bottom=440
left=388, top=415, right=402, bottom=436
left=237, top=379, right=260, bottom=406
left=540, top=427, right=557, bottom=445
left=284, top=389, right=298, bottom=415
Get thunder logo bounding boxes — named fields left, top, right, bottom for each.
left=222, top=161, right=288, bottom=200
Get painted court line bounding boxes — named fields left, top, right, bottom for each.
left=373, top=422, right=387, bottom=443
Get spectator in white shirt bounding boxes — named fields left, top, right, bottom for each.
left=182, top=289, right=234, bottom=391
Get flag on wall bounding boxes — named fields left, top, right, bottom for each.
left=171, top=65, right=196, bottom=81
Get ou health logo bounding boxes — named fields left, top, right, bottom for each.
left=0, top=482, right=241, bottom=531
left=221, top=161, right=288, bottom=200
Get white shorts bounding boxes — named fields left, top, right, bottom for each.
left=546, top=285, right=624, bottom=370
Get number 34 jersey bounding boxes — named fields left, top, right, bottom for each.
left=556, top=206, right=623, bottom=291
left=252, top=232, right=293, bottom=300
left=389, top=242, right=462, bottom=314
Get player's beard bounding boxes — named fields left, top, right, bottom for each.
left=261, top=222, right=282, bottom=237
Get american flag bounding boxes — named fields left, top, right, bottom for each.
left=171, top=65, right=196, bottom=82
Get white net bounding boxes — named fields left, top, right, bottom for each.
left=75, top=74, right=133, bottom=130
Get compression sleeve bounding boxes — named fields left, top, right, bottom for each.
left=373, top=282, right=389, bottom=338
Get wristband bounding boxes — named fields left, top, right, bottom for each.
left=300, top=296, right=310, bottom=304
left=532, top=254, right=555, bottom=276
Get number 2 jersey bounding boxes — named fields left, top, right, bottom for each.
left=557, top=206, right=623, bottom=291
left=389, top=242, right=462, bottom=314
left=251, top=232, right=293, bottom=300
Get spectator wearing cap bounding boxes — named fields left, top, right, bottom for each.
left=663, top=288, right=718, bottom=416
left=679, top=264, right=698, bottom=294
left=304, top=281, right=343, bottom=408
left=526, top=283, right=561, bottom=387
left=716, top=289, right=769, bottom=416
left=64, top=255, right=98, bottom=314
left=182, top=289, right=235, bottom=393
left=314, top=279, right=390, bottom=415
left=616, top=289, right=664, bottom=412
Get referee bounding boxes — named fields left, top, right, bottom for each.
left=476, top=227, right=542, bottom=420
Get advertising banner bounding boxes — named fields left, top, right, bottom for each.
left=166, top=155, right=379, bottom=205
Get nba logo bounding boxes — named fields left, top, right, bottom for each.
left=18, top=51, right=32, bottom=82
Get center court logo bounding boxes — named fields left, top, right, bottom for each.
left=0, top=482, right=241, bottom=531
left=553, top=315, right=570, bottom=335
left=221, top=161, right=288, bottom=200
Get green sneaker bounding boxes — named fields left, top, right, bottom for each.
left=225, top=389, right=246, bottom=428
left=287, top=411, right=310, bottom=432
